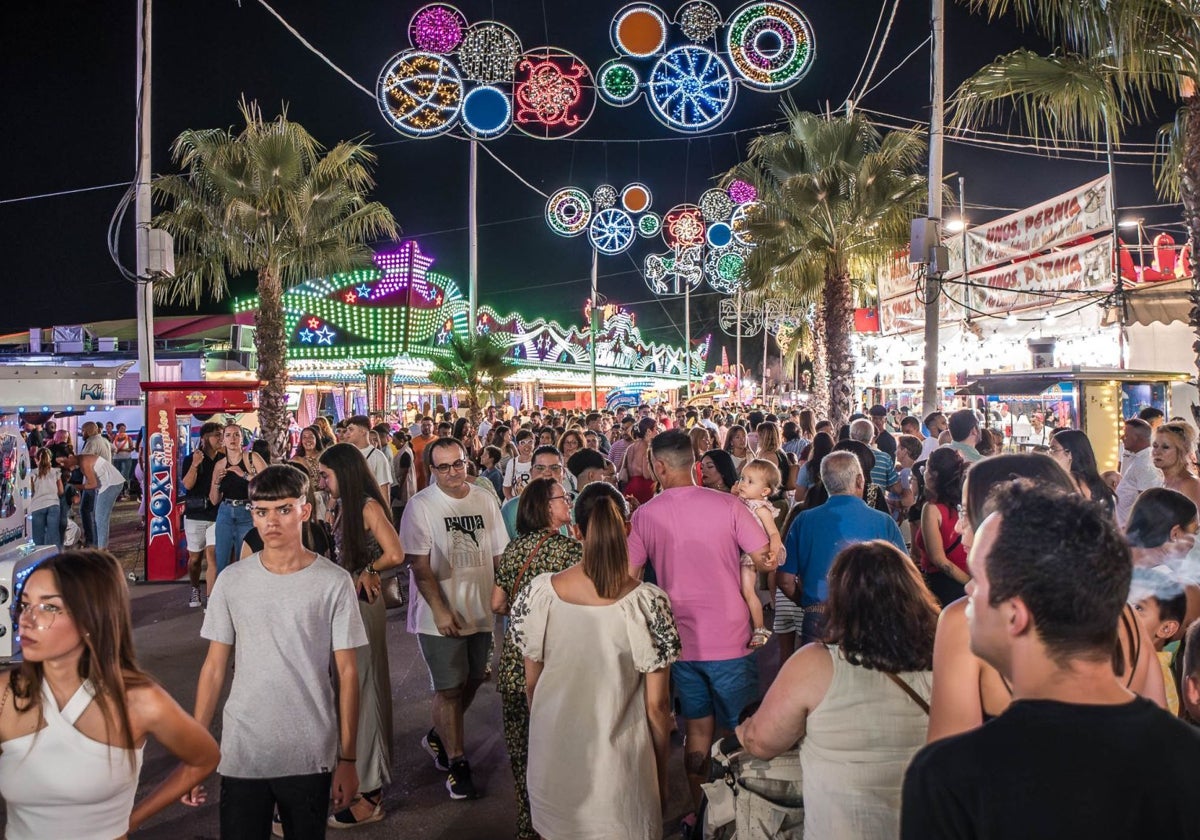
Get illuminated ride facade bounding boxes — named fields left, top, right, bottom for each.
left=233, top=240, right=706, bottom=413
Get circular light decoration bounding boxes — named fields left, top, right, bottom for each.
left=676, top=1, right=722, bottom=42
left=513, top=47, right=596, bottom=139
left=592, top=184, right=619, bottom=209
left=706, top=246, right=749, bottom=293
left=597, top=59, right=641, bottom=106
left=377, top=51, right=463, bottom=138
left=638, top=212, right=662, bottom=237
left=611, top=4, right=668, bottom=57
left=728, top=178, right=758, bottom=205
left=730, top=202, right=759, bottom=245
left=725, top=1, right=816, bottom=91
left=461, top=85, right=511, bottom=138
left=662, top=203, right=706, bottom=249
left=621, top=183, right=653, bottom=213
left=458, top=21, right=522, bottom=83
left=409, top=4, right=467, bottom=53
left=546, top=187, right=593, bottom=237
left=589, top=208, right=637, bottom=255
left=699, top=187, right=735, bottom=222
left=706, top=221, right=733, bottom=248
left=647, top=46, right=736, bottom=133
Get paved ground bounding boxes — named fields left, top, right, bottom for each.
left=26, top=500, right=781, bottom=839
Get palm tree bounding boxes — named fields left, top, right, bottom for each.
left=153, top=99, right=397, bottom=459
left=948, top=0, right=1200, bottom=376
left=725, top=108, right=926, bottom=425
left=427, top=334, right=518, bottom=415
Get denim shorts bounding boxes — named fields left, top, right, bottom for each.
left=671, top=655, right=759, bottom=730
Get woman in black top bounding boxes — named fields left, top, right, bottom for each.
left=208, top=423, right=267, bottom=581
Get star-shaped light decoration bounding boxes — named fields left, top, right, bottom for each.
left=343, top=291, right=358, bottom=304
left=307, top=317, right=321, bottom=330
left=299, top=329, right=315, bottom=343
left=356, top=283, right=372, bottom=298
left=315, top=326, right=335, bottom=345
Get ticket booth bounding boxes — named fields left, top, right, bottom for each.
left=140, top=382, right=260, bottom=581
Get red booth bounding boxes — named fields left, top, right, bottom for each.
left=140, top=382, right=260, bottom=581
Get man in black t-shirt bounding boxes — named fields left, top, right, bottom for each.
left=902, top=485, right=1200, bottom=839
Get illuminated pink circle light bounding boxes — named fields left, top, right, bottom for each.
left=728, top=179, right=758, bottom=204
left=410, top=4, right=467, bottom=54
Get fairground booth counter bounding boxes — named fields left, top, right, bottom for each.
left=140, top=381, right=260, bottom=582
left=954, top=368, right=1189, bottom=473
left=233, top=241, right=697, bottom=421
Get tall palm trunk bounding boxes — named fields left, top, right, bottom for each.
left=256, top=266, right=290, bottom=461
left=1183, top=99, right=1200, bottom=427
left=824, top=271, right=855, bottom=427
left=809, top=306, right=830, bottom=419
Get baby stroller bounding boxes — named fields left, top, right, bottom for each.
left=699, top=734, right=804, bottom=839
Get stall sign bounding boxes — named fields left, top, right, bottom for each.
left=969, top=238, right=1111, bottom=316
left=147, top=409, right=175, bottom=544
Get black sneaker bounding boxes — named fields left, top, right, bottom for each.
left=421, top=728, right=450, bottom=772
left=446, top=758, right=479, bottom=800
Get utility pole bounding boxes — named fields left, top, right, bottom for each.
left=468, top=140, right=479, bottom=338
left=921, top=0, right=945, bottom=416
left=135, top=0, right=155, bottom=383
left=590, top=248, right=599, bottom=409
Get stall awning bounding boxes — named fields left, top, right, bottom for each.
left=955, top=367, right=1190, bottom=396
left=1102, top=279, right=1192, bottom=327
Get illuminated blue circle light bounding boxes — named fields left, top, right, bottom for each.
left=647, top=46, right=735, bottom=133
left=706, top=221, right=733, bottom=248
left=461, top=85, right=512, bottom=138
left=589, top=207, right=637, bottom=254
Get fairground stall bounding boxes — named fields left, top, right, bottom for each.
left=954, top=368, right=1189, bottom=473
left=231, top=241, right=701, bottom=420
left=140, top=381, right=260, bottom=582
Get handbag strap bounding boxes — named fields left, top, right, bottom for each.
left=510, top=532, right=553, bottom=602
left=885, top=672, right=930, bottom=715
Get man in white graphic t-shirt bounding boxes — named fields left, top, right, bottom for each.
left=400, top=437, right=509, bottom=801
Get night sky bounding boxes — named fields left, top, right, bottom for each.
left=1, top=1, right=1180, bottom=349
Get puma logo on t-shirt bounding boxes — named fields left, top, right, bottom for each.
left=444, top=515, right=485, bottom=547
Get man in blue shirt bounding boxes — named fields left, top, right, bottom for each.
left=778, top=451, right=907, bottom=644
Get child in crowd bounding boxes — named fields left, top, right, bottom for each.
left=1182, top=620, right=1200, bottom=724
left=734, top=458, right=785, bottom=648
left=1131, top=566, right=1189, bottom=716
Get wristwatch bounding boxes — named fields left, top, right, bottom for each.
left=365, top=564, right=379, bottom=576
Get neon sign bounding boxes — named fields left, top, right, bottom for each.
left=148, top=409, right=174, bottom=544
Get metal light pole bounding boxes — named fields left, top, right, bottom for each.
left=735, top=285, right=743, bottom=397
left=590, top=248, right=599, bottom=409
left=135, top=0, right=155, bottom=383
left=468, top=140, right=479, bottom=336
left=921, top=0, right=945, bottom=416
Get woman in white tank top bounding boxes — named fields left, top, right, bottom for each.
left=733, top=541, right=938, bottom=840
left=0, top=550, right=219, bottom=839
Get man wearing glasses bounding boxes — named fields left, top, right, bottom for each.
left=501, top=446, right=567, bottom=540
left=400, top=437, right=510, bottom=801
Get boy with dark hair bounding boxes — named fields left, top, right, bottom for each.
left=1131, top=567, right=1189, bottom=715
left=188, top=465, right=367, bottom=839
left=1181, top=620, right=1200, bottom=723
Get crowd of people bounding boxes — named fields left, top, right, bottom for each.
left=7, top=399, right=1200, bottom=839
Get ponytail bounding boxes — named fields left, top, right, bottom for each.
left=581, top=497, right=629, bottom=599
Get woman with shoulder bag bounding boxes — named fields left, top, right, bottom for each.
left=491, top=477, right=581, bottom=840
left=209, top=424, right=267, bottom=582
left=318, top=444, right=404, bottom=828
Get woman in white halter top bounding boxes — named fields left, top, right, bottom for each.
left=0, top=550, right=219, bottom=839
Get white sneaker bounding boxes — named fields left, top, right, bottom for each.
left=188, top=587, right=202, bottom=609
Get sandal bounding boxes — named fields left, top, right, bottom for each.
left=327, top=790, right=384, bottom=829
left=748, top=627, right=773, bottom=648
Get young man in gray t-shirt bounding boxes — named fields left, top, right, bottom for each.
left=185, top=465, right=367, bottom=839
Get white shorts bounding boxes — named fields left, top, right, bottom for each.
left=184, top=518, right=217, bottom=553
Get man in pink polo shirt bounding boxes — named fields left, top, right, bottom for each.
left=627, top=429, right=772, bottom=832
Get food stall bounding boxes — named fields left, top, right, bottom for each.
left=955, top=368, right=1191, bottom=472
left=140, top=381, right=260, bottom=582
